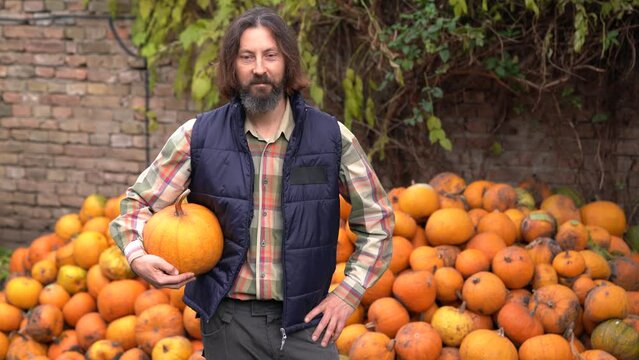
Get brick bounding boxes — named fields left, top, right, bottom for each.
left=65, top=55, right=87, bottom=67
left=47, top=131, right=69, bottom=144
left=27, top=80, right=49, bottom=92
left=7, top=65, right=35, bottom=78
left=37, top=193, right=61, bottom=206
left=34, top=53, right=65, bottom=66
left=40, top=119, right=58, bottom=130
left=149, top=98, right=165, bottom=110
left=77, top=41, right=112, bottom=54
left=85, top=27, right=107, bottom=40
left=111, top=148, right=146, bottom=161
left=0, top=153, right=19, bottom=164
left=0, top=65, right=7, bottom=77
left=64, top=145, right=106, bottom=157
left=12, top=105, right=32, bottom=117
left=52, top=107, right=73, bottom=119
left=43, top=27, right=64, bottom=39
left=56, top=67, right=87, bottom=80
left=64, top=27, right=85, bottom=40
left=66, top=83, right=86, bottom=96
left=3, top=92, right=22, bottom=103
left=90, top=109, right=114, bottom=121
left=98, top=159, right=143, bottom=173
left=87, top=69, right=117, bottom=83
left=33, top=105, right=51, bottom=117
left=82, top=95, right=120, bottom=108
left=110, top=134, right=132, bottom=148
left=4, top=1, right=23, bottom=12
left=1, top=79, right=26, bottom=91
left=617, top=141, right=639, bottom=155
left=0, top=104, right=12, bottom=117
left=3, top=26, right=43, bottom=38
left=35, top=66, right=55, bottom=78
left=463, top=91, right=485, bottom=103
left=119, top=70, right=141, bottom=83
left=86, top=171, right=105, bottom=184
left=87, top=83, right=109, bottom=95
left=76, top=183, right=98, bottom=197
left=121, top=121, right=143, bottom=135
left=22, top=154, right=53, bottom=167
left=89, top=133, right=110, bottom=145
left=6, top=166, right=25, bottom=179
left=157, top=110, right=178, bottom=124
left=25, top=41, right=65, bottom=53
left=24, top=0, right=45, bottom=12
left=65, top=42, right=77, bottom=54
left=22, top=142, right=64, bottom=154
left=59, top=195, right=84, bottom=208
left=113, top=109, right=135, bottom=121
left=79, top=120, right=115, bottom=133
left=44, top=0, right=65, bottom=11
left=50, top=94, right=81, bottom=106
left=0, top=40, right=24, bottom=52
left=56, top=182, right=75, bottom=195
left=66, top=0, right=86, bottom=11
left=14, top=194, right=37, bottom=206
left=106, top=24, right=130, bottom=41
left=47, top=82, right=67, bottom=93
left=67, top=132, right=89, bottom=144
left=59, top=119, right=81, bottom=131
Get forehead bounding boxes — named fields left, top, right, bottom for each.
left=238, top=26, right=279, bottom=52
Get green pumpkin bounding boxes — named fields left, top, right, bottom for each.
left=553, top=186, right=585, bottom=208
left=591, top=319, right=639, bottom=360
left=625, top=224, right=639, bottom=253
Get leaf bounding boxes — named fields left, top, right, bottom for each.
left=490, top=141, right=503, bottom=156
left=139, top=0, right=154, bottom=20
left=439, top=48, right=450, bottom=63
left=439, top=138, right=453, bottom=151
left=179, top=21, right=206, bottom=49
left=365, top=98, right=376, bottom=127
left=310, top=84, right=324, bottom=107
left=525, top=0, right=540, bottom=17
left=591, top=113, right=610, bottom=123
left=429, top=129, right=445, bottom=143
left=449, top=0, right=468, bottom=17
left=431, top=87, right=444, bottom=99
left=196, top=0, right=209, bottom=9
left=191, top=77, right=211, bottom=100
left=427, top=115, right=441, bottom=130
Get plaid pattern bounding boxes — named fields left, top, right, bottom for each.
left=109, top=99, right=394, bottom=309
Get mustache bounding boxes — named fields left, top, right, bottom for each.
left=248, top=75, right=274, bottom=86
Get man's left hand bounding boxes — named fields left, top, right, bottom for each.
left=304, top=293, right=355, bottom=347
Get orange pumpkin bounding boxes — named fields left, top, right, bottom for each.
left=99, top=246, right=135, bottom=280
left=505, top=288, right=532, bottom=307
left=497, top=302, right=544, bottom=345
left=552, top=250, right=586, bottom=278
left=6, top=334, right=47, bottom=360
left=47, top=329, right=80, bottom=360
left=476, top=211, right=517, bottom=246
left=62, top=292, right=97, bottom=326
left=183, top=306, right=202, bottom=340
left=410, top=246, right=444, bottom=273
left=336, top=227, right=354, bottom=263
left=29, top=233, right=65, bottom=265
left=455, top=249, right=490, bottom=278
left=85, top=339, right=124, bottom=360
left=394, top=321, right=442, bottom=360
left=463, top=180, right=493, bottom=209
left=436, top=245, right=460, bottom=267
left=143, top=192, right=224, bottom=275
left=394, top=210, right=418, bottom=239
left=38, top=283, right=70, bottom=310
left=533, top=263, right=559, bottom=289
left=434, top=267, right=464, bottom=303
left=580, top=250, right=611, bottom=279
left=425, top=208, right=475, bottom=246
left=429, top=172, right=466, bottom=195
left=25, top=304, right=64, bottom=343
left=608, top=235, right=631, bottom=256
left=609, top=256, right=639, bottom=291
left=55, top=213, right=83, bottom=241
left=336, top=324, right=367, bottom=355
left=528, top=284, right=580, bottom=334
left=349, top=331, right=395, bottom=360
left=392, top=270, right=436, bottom=313
left=8, top=247, right=29, bottom=274
left=572, top=275, right=596, bottom=305
left=361, top=270, right=395, bottom=307
left=0, top=303, right=23, bottom=332
left=5, top=276, right=43, bottom=310
left=555, top=220, right=589, bottom=250
left=491, top=246, right=534, bottom=289
left=135, top=289, right=171, bottom=316
left=540, top=194, right=581, bottom=227
left=97, top=279, right=146, bottom=322
left=76, top=312, right=107, bottom=350
left=580, top=200, right=627, bottom=236
left=518, top=334, right=574, bottom=360
left=580, top=350, right=617, bottom=360
left=526, top=237, right=562, bottom=265
left=462, top=272, right=507, bottom=315
left=398, top=183, right=440, bottom=221
left=584, top=283, right=629, bottom=322
left=152, top=336, right=192, bottom=360
left=437, top=347, right=461, bottom=360
left=31, top=259, right=58, bottom=285
left=72, top=231, right=109, bottom=270
left=135, top=304, right=185, bottom=353
left=106, top=315, right=138, bottom=350
left=482, top=183, right=517, bottom=212
left=465, top=232, right=507, bottom=262
left=389, top=236, right=414, bottom=273
left=367, top=297, right=410, bottom=338
left=411, top=226, right=428, bottom=248
left=105, top=194, right=126, bottom=220
left=521, top=210, right=557, bottom=243
left=459, top=329, right=518, bottom=360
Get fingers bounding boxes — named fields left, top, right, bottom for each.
left=304, top=300, right=326, bottom=323
left=320, top=316, right=338, bottom=347
left=131, top=255, right=196, bottom=289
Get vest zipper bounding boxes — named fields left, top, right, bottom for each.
left=279, top=328, right=287, bottom=350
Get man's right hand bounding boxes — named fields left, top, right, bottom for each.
left=130, top=254, right=195, bottom=289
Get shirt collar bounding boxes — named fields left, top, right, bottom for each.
left=244, top=98, right=294, bottom=142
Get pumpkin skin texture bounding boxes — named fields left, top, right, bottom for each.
left=497, top=302, right=544, bottom=346
left=119, top=348, right=151, bottom=360
left=367, top=297, right=410, bottom=338
left=62, top=292, right=96, bottom=327
left=608, top=256, right=639, bottom=291
left=24, top=304, right=64, bottom=343
left=6, top=334, right=48, bottom=360
left=430, top=304, right=474, bottom=347
left=392, top=270, right=436, bottom=313
left=5, top=276, right=43, bottom=310
left=361, top=268, right=395, bottom=307
left=462, top=271, right=507, bottom=315
left=349, top=331, right=395, bottom=360
left=152, top=336, right=192, bottom=360
left=0, top=303, right=24, bottom=332
left=135, top=304, right=185, bottom=354
left=433, top=267, right=464, bottom=303
left=492, top=246, right=534, bottom=289
left=143, top=193, right=224, bottom=275
left=580, top=350, right=617, bottom=360
left=99, top=246, right=135, bottom=280
left=529, top=284, right=580, bottom=334
left=425, top=208, right=475, bottom=246
left=336, top=324, right=368, bottom=355
left=580, top=250, right=612, bottom=279
left=460, top=329, right=518, bottom=360
left=106, top=315, right=137, bottom=350
left=76, top=312, right=107, bottom=350
left=580, top=200, right=627, bottom=236
left=85, top=339, right=125, bottom=360
left=590, top=319, right=639, bottom=360
left=584, top=283, right=629, bottom=322
left=394, top=321, right=442, bottom=360
left=518, top=334, right=573, bottom=360
left=556, top=220, right=589, bottom=251
left=97, top=279, right=147, bottom=322
left=526, top=237, right=562, bottom=265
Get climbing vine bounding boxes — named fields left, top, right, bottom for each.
left=108, top=0, right=638, bottom=162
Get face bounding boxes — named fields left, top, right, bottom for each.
left=235, top=26, right=286, bottom=113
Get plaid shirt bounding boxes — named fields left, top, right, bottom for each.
left=109, top=100, right=394, bottom=309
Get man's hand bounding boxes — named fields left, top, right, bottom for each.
left=304, top=293, right=355, bottom=347
left=130, top=254, right=195, bottom=289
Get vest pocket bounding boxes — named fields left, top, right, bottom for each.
left=201, top=308, right=233, bottom=336
left=290, top=166, right=327, bottom=184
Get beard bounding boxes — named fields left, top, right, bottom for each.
left=239, top=74, right=284, bottom=114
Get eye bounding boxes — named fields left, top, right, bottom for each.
left=239, top=54, right=254, bottom=61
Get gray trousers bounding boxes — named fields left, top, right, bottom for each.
left=201, top=298, right=339, bottom=360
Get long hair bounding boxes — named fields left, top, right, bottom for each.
left=217, top=7, right=309, bottom=99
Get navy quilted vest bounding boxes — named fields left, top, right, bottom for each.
left=184, top=92, right=341, bottom=334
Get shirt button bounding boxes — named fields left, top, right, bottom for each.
left=262, top=211, right=267, bottom=217
left=260, top=273, right=265, bottom=279
left=261, top=240, right=266, bottom=247
left=263, top=179, right=268, bottom=185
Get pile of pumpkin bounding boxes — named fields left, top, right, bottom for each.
left=1, top=193, right=205, bottom=360
left=333, top=173, right=639, bottom=360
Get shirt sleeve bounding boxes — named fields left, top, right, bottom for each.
left=331, top=122, right=395, bottom=309
left=109, top=119, right=196, bottom=264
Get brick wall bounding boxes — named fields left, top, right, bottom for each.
left=1, top=1, right=638, bottom=248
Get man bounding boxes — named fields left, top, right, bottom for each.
left=110, top=6, right=394, bottom=359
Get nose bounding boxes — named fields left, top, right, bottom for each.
left=253, top=56, right=266, bottom=76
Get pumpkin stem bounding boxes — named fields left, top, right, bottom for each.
left=497, top=327, right=505, bottom=337
left=364, top=322, right=375, bottom=330
left=387, top=339, right=396, bottom=351
left=174, top=189, right=191, bottom=217
left=529, top=299, right=539, bottom=316
left=455, top=289, right=463, bottom=300
left=459, top=301, right=467, bottom=313
left=567, top=329, right=585, bottom=360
